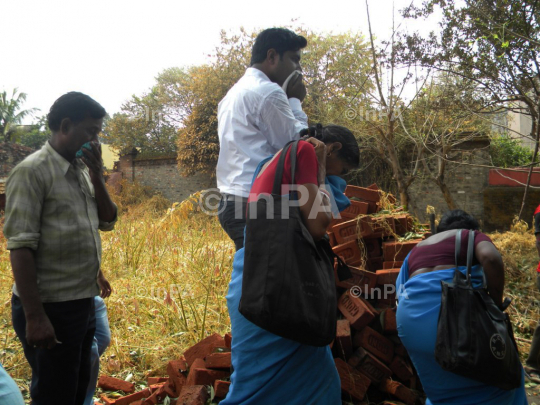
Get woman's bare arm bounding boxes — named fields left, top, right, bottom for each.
left=475, top=240, right=505, bottom=307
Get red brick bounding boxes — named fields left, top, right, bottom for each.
left=329, top=217, right=347, bottom=228
left=382, top=240, right=419, bottom=262
left=380, top=308, right=397, bottom=334
left=183, top=333, right=225, bottom=367
left=334, top=358, right=371, bottom=401
left=176, top=385, right=209, bottom=405
left=348, top=347, right=392, bottom=383
left=335, top=265, right=377, bottom=296
left=205, top=352, right=231, bottom=369
left=333, top=240, right=362, bottom=265
left=338, top=291, right=375, bottom=330
left=224, top=333, right=232, bottom=349
left=328, top=231, right=337, bottom=246
left=394, top=343, right=408, bottom=358
left=354, top=326, right=394, bottom=364
left=390, top=356, right=414, bottom=381
left=340, top=200, right=370, bottom=219
left=147, top=377, right=168, bottom=385
left=115, top=389, right=152, bottom=405
left=142, top=385, right=169, bottom=405
left=345, top=186, right=381, bottom=213
left=380, top=379, right=418, bottom=405
left=332, top=219, right=359, bottom=244
left=100, top=396, right=116, bottom=405
left=167, top=359, right=188, bottom=396
left=333, top=319, right=353, bottom=360
left=98, top=376, right=135, bottom=394
left=394, top=214, right=413, bottom=235
left=367, top=256, right=384, bottom=272
left=186, top=358, right=229, bottom=387
left=149, top=383, right=165, bottom=392
left=377, top=292, right=397, bottom=309
left=382, top=261, right=403, bottom=269
left=363, top=238, right=381, bottom=258
left=213, top=380, right=231, bottom=399
left=376, top=269, right=400, bottom=286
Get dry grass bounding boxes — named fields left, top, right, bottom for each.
left=0, top=182, right=234, bottom=400
left=0, top=185, right=539, bottom=400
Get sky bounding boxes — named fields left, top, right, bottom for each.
left=1, top=0, right=433, bottom=124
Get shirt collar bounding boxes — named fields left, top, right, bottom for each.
left=246, top=67, right=271, bottom=82
left=44, top=141, right=72, bottom=176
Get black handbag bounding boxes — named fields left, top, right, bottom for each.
left=434, top=229, right=522, bottom=390
left=239, top=140, right=350, bottom=347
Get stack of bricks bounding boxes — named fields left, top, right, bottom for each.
left=98, top=332, right=233, bottom=405
left=96, top=184, right=428, bottom=405
left=330, top=184, right=427, bottom=404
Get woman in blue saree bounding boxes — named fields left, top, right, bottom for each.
left=396, top=210, right=527, bottom=405
left=220, top=125, right=360, bottom=405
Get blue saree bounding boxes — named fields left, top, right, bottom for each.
left=396, top=255, right=527, bottom=405
left=220, top=158, right=347, bottom=404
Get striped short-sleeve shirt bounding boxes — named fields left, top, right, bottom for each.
left=3, top=141, right=117, bottom=302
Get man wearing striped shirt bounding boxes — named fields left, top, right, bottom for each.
left=4, top=92, right=117, bottom=405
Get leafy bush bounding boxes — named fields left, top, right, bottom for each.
left=490, top=135, right=534, bottom=168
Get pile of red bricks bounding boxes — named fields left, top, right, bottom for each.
left=97, top=184, right=428, bottom=405
left=330, top=184, right=428, bottom=404
left=98, top=333, right=233, bottom=405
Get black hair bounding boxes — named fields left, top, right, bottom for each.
left=300, top=124, right=360, bottom=168
left=437, top=209, right=480, bottom=233
left=47, top=92, right=107, bottom=131
left=250, top=28, right=307, bottom=66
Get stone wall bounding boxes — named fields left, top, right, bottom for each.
left=117, top=153, right=216, bottom=203
left=483, top=187, right=540, bottom=232
left=408, top=140, right=491, bottom=226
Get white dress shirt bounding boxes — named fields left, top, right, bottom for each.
left=216, top=67, right=308, bottom=197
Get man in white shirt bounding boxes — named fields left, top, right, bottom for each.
left=216, top=28, right=309, bottom=250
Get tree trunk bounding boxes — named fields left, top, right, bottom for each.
left=435, top=179, right=458, bottom=210
left=518, top=104, right=539, bottom=220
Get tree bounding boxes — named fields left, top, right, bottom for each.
left=176, top=28, right=374, bottom=176
left=12, top=115, right=50, bottom=150
left=401, top=0, right=540, bottom=218
left=0, top=88, right=38, bottom=142
left=102, top=88, right=178, bottom=154
left=401, top=74, right=492, bottom=209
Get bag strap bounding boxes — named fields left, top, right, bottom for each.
left=453, top=230, right=463, bottom=284
left=466, top=230, right=475, bottom=283
left=272, top=140, right=299, bottom=196
left=454, top=230, right=461, bottom=267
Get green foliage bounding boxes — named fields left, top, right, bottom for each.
left=0, top=88, right=39, bottom=142
left=102, top=84, right=180, bottom=154
left=12, top=115, right=50, bottom=150
left=490, top=136, right=534, bottom=168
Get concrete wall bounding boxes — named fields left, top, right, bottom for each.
left=408, top=140, right=491, bottom=226
left=117, top=154, right=216, bottom=203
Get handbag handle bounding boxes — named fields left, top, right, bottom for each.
left=272, top=140, right=299, bottom=197
left=452, top=229, right=474, bottom=286
left=466, top=230, right=475, bottom=283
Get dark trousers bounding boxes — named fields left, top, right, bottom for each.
left=12, top=294, right=96, bottom=405
left=218, top=196, right=247, bottom=251
left=527, top=274, right=540, bottom=368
